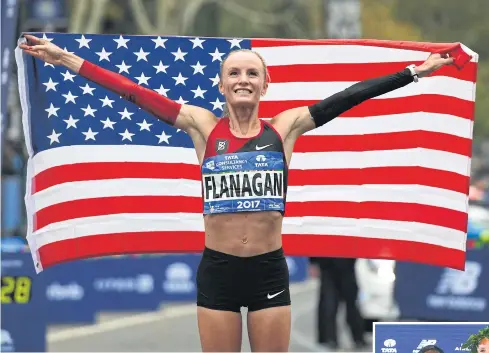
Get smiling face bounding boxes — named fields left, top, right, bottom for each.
left=219, top=50, right=268, bottom=113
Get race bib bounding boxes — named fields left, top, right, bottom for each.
left=202, top=151, right=286, bottom=214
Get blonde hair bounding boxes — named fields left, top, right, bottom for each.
left=219, top=49, right=270, bottom=118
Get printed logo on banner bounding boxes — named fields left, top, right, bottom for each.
left=382, top=339, right=397, bottom=353
left=1, top=329, right=14, bottom=352
left=426, top=261, right=487, bottom=311
left=455, top=343, right=471, bottom=351
left=413, top=340, right=437, bottom=353
left=46, top=282, right=84, bottom=301
left=163, top=262, right=194, bottom=294
left=94, top=274, right=154, bottom=294
left=0, top=259, right=23, bottom=269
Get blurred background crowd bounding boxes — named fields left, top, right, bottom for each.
left=2, top=0, right=489, bottom=352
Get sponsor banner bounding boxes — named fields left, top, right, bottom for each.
left=394, top=249, right=489, bottom=321
left=375, top=323, right=489, bottom=353
left=1, top=248, right=308, bottom=332
left=1, top=252, right=46, bottom=352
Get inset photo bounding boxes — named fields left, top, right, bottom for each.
left=374, top=323, right=489, bottom=353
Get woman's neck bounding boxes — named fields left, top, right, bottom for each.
left=228, top=106, right=260, bottom=137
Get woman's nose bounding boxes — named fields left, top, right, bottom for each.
left=238, top=73, right=249, bottom=83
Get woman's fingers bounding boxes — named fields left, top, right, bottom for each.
left=19, top=43, right=46, bottom=52
left=24, top=34, right=41, bottom=45
left=21, top=49, right=43, bottom=59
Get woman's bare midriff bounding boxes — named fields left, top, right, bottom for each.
left=203, top=211, right=283, bottom=256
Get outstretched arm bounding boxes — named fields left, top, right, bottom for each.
left=272, top=53, right=455, bottom=142
left=19, top=34, right=216, bottom=134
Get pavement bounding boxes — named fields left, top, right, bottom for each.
left=47, top=278, right=372, bottom=352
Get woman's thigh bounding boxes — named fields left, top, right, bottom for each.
left=197, top=307, right=243, bottom=352
left=247, top=305, right=291, bottom=352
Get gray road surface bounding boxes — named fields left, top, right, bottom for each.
left=47, top=279, right=372, bottom=352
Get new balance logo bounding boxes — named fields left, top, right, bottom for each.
left=435, top=262, right=481, bottom=295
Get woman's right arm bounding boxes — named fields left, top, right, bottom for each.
left=19, top=34, right=216, bottom=133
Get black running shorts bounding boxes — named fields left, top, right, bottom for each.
left=196, top=247, right=291, bottom=312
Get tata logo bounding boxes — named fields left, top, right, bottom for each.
left=256, top=155, right=266, bottom=162
left=382, top=339, right=397, bottom=353
left=163, top=262, right=195, bottom=294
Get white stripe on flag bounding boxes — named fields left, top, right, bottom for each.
left=31, top=146, right=471, bottom=177
left=262, top=77, right=474, bottom=102
left=307, top=113, right=473, bottom=139
left=253, top=45, right=435, bottom=65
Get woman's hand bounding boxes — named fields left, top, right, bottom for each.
left=19, top=34, right=66, bottom=66
left=415, top=53, right=455, bottom=78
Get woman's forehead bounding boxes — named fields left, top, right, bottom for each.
left=223, top=51, right=262, bottom=69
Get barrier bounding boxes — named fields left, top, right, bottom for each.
left=394, top=248, right=489, bottom=321
left=1, top=252, right=46, bottom=352
left=375, top=323, right=488, bottom=353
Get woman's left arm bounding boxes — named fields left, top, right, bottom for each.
left=272, top=53, right=455, bottom=141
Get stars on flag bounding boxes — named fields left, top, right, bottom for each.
left=33, top=34, right=249, bottom=151
left=75, top=35, right=92, bottom=49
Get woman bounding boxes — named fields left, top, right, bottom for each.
left=20, top=34, right=453, bottom=352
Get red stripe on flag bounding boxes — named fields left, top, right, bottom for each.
left=36, top=231, right=465, bottom=270
left=282, top=234, right=466, bottom=270
left=267, top=62, right=477, bottom=83
left=34, top=197, right=466, bottom=232
left=259, top=95, right=474, bottom=120
left=32, top=162, right=201, bottom=193
left=37, top=231, right=205, bottom=268
left=251, top=39, right=468, bottom=62
left=296, top=131, right=472, bottom=156
left=284, top=201, right=467, bottom=232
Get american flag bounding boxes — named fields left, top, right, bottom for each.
left=15, top=33, right=477, bottom=273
